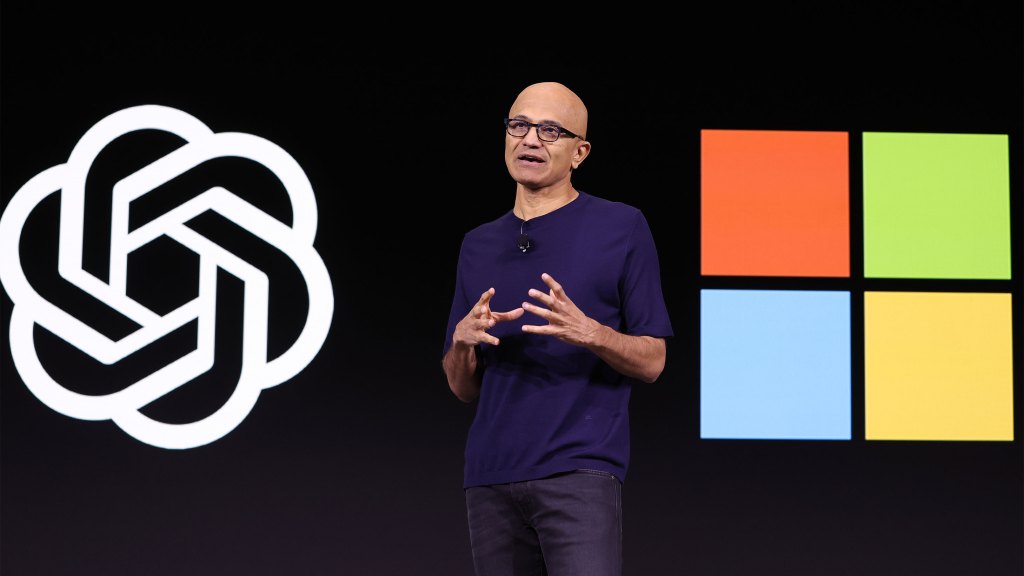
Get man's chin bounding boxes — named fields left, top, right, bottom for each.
left=510, top=169, right=548, bottom=186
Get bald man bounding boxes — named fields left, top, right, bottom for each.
left=442, top=82, right=673, bottom=576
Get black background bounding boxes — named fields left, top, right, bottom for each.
left=2, top=3, right=1022, bottom=575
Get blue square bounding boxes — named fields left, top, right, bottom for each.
left=701, top=289, right=852, bottom=439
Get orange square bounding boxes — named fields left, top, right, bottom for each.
left=701, top=129, right=849, bottom=277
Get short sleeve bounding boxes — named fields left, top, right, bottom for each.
left=442, top=238, right=472, bottom=358
left=620, top=211, right=674, bottom=338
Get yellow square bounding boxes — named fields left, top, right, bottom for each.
left=865, top=292, right=1014, bottom=440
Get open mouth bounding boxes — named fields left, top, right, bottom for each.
left=518, top=153, right=545, bottom=164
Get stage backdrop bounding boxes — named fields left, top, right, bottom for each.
left=2, top=4, right=1022, bottom=575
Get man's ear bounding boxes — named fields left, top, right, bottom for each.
left=571, top=140, right=592, bottom=170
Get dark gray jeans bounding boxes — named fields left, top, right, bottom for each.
left=465, top=469, right=623, bottom=576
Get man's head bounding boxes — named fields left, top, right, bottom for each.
left=505, top=82, right=591, bottom=192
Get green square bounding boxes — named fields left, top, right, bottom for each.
left=863, top=132, right=1010, bottom=279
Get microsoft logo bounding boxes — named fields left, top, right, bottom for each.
left=699, top=129, right=1014, bottom=441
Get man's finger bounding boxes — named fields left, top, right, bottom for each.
left=476, top=287, right=496, bottom=306
left=491, top=307, right=525, bottom=321
left=540, top=273, right=565, bottom=297
left=527, top=288, right=555, bottom=307
left=522, top=301, right=553, bottom=320
left=521, top=324, right=555, bottom=335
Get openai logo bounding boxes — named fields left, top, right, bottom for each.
left=0, top=105, right=334, bottom=449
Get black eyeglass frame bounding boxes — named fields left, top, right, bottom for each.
left=503, top=117, right=582, bottom=142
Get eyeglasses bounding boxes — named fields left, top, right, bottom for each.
left=504, top=117, right=582, bottom=142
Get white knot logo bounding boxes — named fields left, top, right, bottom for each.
left=0, top=105, right=334, bottom=449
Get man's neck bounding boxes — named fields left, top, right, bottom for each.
left=514, top=185, right=579, bottom=221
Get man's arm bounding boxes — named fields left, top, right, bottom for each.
left=442, top=341, right=482, bottom=403
left=585, top=328, right=666, bottom=384
left=521, top=273, right=667, bottom=383
left=443, top=287, right=525, bottom=402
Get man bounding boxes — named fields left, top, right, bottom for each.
left=442, top=81, right=673, bottom=576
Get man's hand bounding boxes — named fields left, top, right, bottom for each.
left=445, top=288, right=524, bottom=402
left=521, top=273, right=666, bottom=382
left=453, top=288, right=525, bottom=347
left=521, top=273, right=602, bottom=347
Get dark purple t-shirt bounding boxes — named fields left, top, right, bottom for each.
left=443, top=191, right=673, bottom=487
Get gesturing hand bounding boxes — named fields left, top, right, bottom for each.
left=521, top=273, right=602, bottom=347
left=453, top=288, right=525, bottom=347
